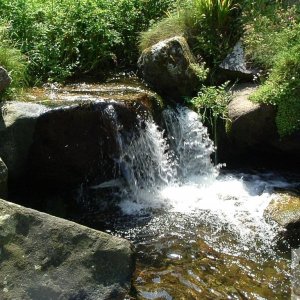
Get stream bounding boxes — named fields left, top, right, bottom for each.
left=31, top=77, right=300, bottom=299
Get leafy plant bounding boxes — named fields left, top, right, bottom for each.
left=243, top=2, right=300, bottom=136
left=0, top=0, right=175, bottom=84
left=189, top=82, right=232, bottom=162
left=0, top=24, right=27, bottom=100
left=251, top=43, right=300, bottom=137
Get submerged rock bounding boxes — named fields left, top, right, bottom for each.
left=0, top=67, right=11, bottom=92
left=264, top=193, right=300, bottom=228
left=137, top=36, right=202, bottom=101
left=0, top=198, right=135, bottom=299
left=0, top=157, right=8, bottom=198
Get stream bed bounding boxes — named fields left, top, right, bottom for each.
left=25, top=76, right=300, bottom=299
left=82, top=171, right=299, bottom=300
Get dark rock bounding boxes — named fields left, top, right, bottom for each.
left=217, top=41, right=254, bottom=83
left=0, top=67, right=11, bottom=92
left=0, top=157, right=8, bottom=198
left=0, top=102, right=49, bottom=181
left=26, top=102, right=144, bottom=192
left=0, top=198, right=135, bottom=299
left=137, top=36, right=202, bottom=102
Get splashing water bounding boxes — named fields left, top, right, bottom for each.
left=116, top=107, right=296, bottom=255
left=84, top=105, right=297, bottom=299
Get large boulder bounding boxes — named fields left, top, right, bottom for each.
left=26, top=101, right=145, bottom=192
left=223, top=83, right=300, bottom=167
left=0, top=102, right=48, bottom=181
left=0, top=96, right=157, bottom=201
left=137, top=36, right=202, bottom=101
left=0, top=198, right=135, bottom=299
left=227, top=83, right=277, bottom=150
left=0, top=157, right=8, bottom=198
left=0, top=67, right=11, bottom=92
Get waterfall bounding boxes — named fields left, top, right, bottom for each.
left=117, top=106, right=219, bottom=211
left=115, top=106, right=288, bottom=254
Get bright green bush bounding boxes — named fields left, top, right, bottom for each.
left=251, top=42, right=300, bottom=137
left=244, top=3, right=300, bottom=136
left=0, top=0, right=175, bottom=83
left=0, top=25, right=27, bottom=100
left=243, top=4, right=300, bottom=70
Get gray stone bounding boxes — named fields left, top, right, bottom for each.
left=224, top=83, right=300, bottom=167
left=218, top=41, right=254, bottom=82
left=0, top=102, right=49, bottom=180
left=0, top=158, right=8, bottom=198
left=137, top=36, right=203, bottom=101
left=227, top=83, right=277, bottom=149
left=0, top=67, right=11, bottom=92
left=0, top=198, right=135, bottom=299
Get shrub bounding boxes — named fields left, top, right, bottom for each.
left=251, top=42, right=300, bottom=137
left=243, top=4, right=300, bottom=70
left=0, top=24, right=27, bottom=100
left=244, top=3, right=300, bottom=136
left=0, top=0, right=175, bottom=84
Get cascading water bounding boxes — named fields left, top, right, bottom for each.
left=117, top=107, right=287, bottom=254
left=90, top=105, right=298, bottom=299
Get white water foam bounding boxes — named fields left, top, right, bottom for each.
left=116, top=107, right=293, bottom=254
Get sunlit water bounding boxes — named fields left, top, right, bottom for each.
left=84, top=106, right=299, bottom=299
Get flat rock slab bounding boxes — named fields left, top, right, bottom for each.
left=264, top=193, right=300, bottom=228
left=0, top=199, right=135, bottom=299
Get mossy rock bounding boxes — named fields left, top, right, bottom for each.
left=137, top=36, right=204, bottom=102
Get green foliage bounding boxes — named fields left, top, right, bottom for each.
left=243, top=4, right=300, bottom=70
left=190, top=82, right=231, bottom=125
left=0, top=0, right=175, bottom=84
left=0, top=24, right=27, bottom=100
left=139, top=14, right=184, bottom=51
left=189, top=63, right=209, bottom=82
left=139, top=0, right=242, bottom=66
left=244, top=2, right=300, bottom=136
left=251, top=43, right=300, bottom=137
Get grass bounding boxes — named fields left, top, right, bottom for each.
left=0, top=25, right=27, bottom=100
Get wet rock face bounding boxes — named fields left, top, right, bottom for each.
left=0, top=98, right=153, bottom=198
left=0, top=158, right=8, bottom=198
left=137, top=36, right=201, bottom=102
left=26, top=102, right=144, bottom=192
left=0, top=102, right=49, bottom=181
left=0, top=198, right=135, bottom=299
left=0, top=67, right=11, bottom=92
